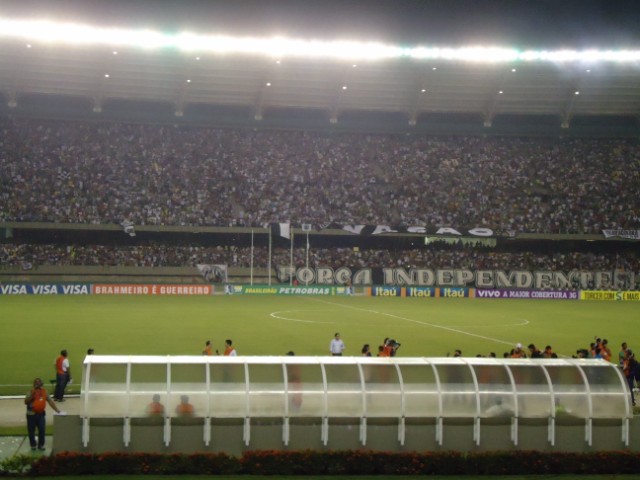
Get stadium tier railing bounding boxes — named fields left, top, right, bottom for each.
left=79, top=355, right=632, bottom=449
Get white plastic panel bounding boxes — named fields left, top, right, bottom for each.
left=209, top=361, right=247, bottom=417
left=474, top=364, right=516, bottom=418
left=545, top=364, right=589, bottom=418
left=362, top=363, right=402, bottom=416
left=324, top=363, right=363, bottom=417
left=285, top=363, right=325, bottom=417
left=510, top=364, right=554, bottom=418
left=434, top=362, right=477, bottom=417
left=248, top=363, right=286, bottom=416
left=401, top=362, right=440, bottom=418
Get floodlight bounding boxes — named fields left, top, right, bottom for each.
left=0, top=18, right=639, bottom=64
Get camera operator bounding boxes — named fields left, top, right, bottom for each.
left=381, top=338, right=401, bottom=357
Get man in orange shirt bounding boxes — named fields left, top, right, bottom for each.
left=223, top=339, right=237, bottom=356
left=54, top=350, right=71, bottom=402
left=146, top=394, right=165, bottom=417
left=175, top=395, right=195, bottom=416
left=25, top=377, right=61, bottom=451
left=202, top=340, right=213, bottom=356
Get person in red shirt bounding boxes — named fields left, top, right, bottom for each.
left=223, top=339, right=237, bottom=356
left=146, top=394, right=165, bottom=417
left=54, top=349, right=71, bottom=402
left=25, top=378, right=60, bottom=451
left=175, top=395, right=195, bottom=416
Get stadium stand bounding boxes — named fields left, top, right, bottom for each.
left=0, top=117, right=638, bottom=234
left=1, top=244, right=639, bottom=272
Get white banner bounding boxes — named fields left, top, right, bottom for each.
left=197, top=264, right=228, bottom=283
left=602, top=229, right=640, bottom=239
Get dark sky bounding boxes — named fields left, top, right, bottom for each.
left=2, top=0, right=639, bottom=48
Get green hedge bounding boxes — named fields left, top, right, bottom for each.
left=0, top=450, right=630, bottom=476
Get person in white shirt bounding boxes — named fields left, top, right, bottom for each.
left=329, top=333, right=345, bottom=356
left=223, top=339, right=237, bottom=356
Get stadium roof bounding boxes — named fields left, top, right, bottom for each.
left=0, top=14, right=639, bottom=130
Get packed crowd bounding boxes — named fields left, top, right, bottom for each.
left=1, top=117, right=639, bottom=233
left=2, top=243, right=638, bottom=273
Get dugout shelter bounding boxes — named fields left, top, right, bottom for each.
left=51, top=354, right=637, bottom=455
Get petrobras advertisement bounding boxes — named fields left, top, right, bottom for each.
left=476, top=289, right=578, bottom=300
left=581, top=290, right=640, bottom=301
left=0, top=283, right=91, bottom=295
left=223, top=285, right=353, bottom=295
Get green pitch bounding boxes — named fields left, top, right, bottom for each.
left=0, top=295, right=637, bottom=395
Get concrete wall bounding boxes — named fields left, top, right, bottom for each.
left=53, top=415, right=639, bottom=455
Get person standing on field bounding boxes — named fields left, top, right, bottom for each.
left=223, top=339, right=237, bottom=356
left=25, top=377, right=61, bottom=451
left=329, top=333, right=345, bottom=356
left=202, top=340, right=213, bottom=356
left=619, top=342, right=629, bottom=367
left=54, top=349, right=71, bottom=402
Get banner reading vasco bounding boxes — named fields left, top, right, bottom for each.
left=281, top=223, right=504, bottom=237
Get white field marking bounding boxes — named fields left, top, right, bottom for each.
left=270, top=310, right=333, bottom=324
left=446, top=319, right=530, bottom=328
left=309, top=298, right=522, bottom=348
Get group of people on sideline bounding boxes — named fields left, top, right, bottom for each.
left=202, top=339, right=237, bottom=356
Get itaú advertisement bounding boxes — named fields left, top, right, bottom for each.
left=367, top=286, right=472, bottom=297
left=92, top=284, right=213, bottom=295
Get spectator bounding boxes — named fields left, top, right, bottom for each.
left=0, top=117, right=638, bottom=234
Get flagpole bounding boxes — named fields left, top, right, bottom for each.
left=268, top=225, right=272, bottom=286
left=250, top=229, right=254, bottom=286
left=289, top=230, right=294, bottom=286
left=305, top=231, right=310, bottom=286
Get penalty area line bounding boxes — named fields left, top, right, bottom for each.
left=269, top=310, right=333, bottom=324
left=310, top=298, right=521, bottom=348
